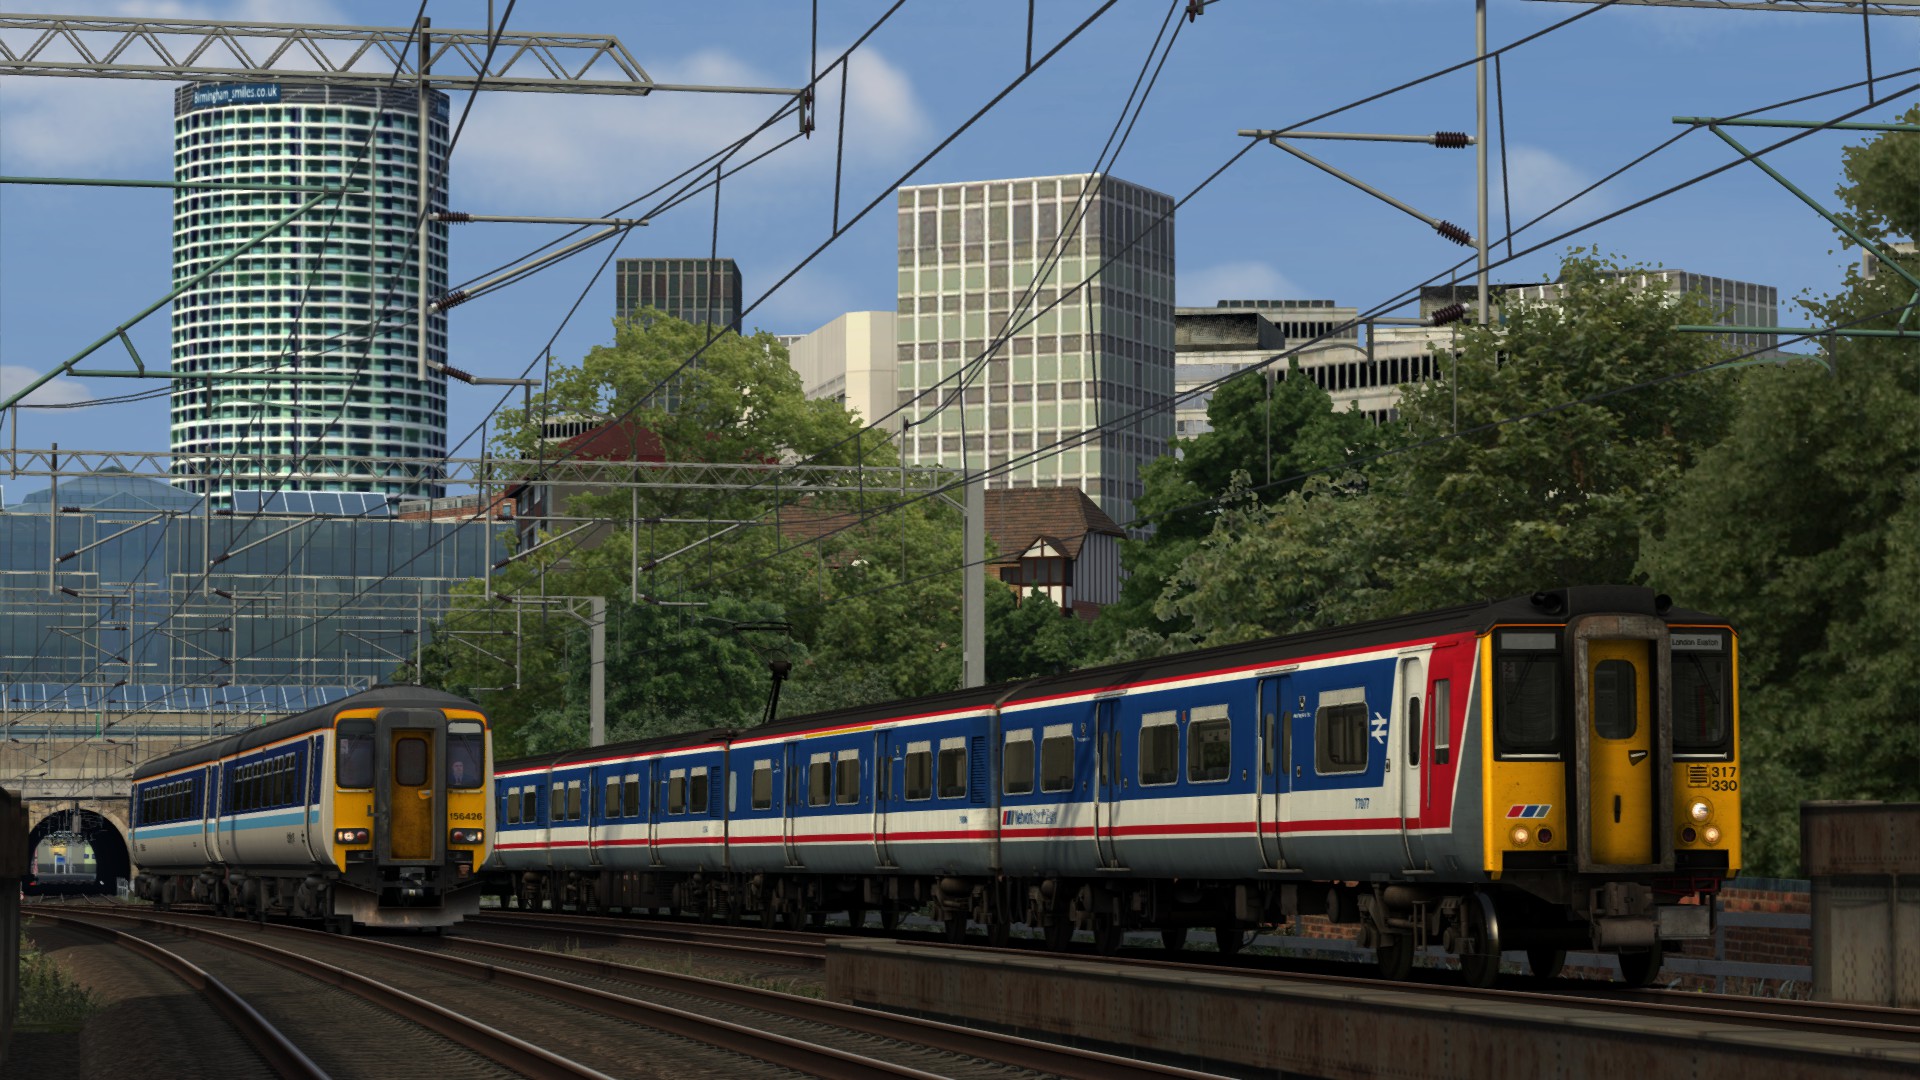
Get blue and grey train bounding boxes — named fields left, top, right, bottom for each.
left=488, top=587, right=1741, bottom=985
left=131, top=685, right=493, bottom=931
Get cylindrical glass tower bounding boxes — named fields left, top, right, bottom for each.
left=169, top=81, right=450, bottom=500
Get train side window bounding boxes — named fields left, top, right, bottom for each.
left=337, top=720, right=375, bottom=788
left=937, top=740, right=968, bottom=799
left=447, top=722, right=484, bottom=789
left=1040, top=725, right=1074, bottom=792
left=1495, top=633, right=1562, bottom=756
left=605, top=777, right=622, bottom=818
left=571, top=782, right=585, bottom=820
left=1003, top=730, right=1035, bottom=795
left=523, top=787, right=538, bottom=825
left=904, top=743, right=933, bottom=801
left=550, top=783, right=564, bottom=822
left=668, top=772, right=686, bottom=815
left=624, top=774, right=641, bottom=817
left=1432, top=680, right=1451, bottom=764
left=835, top=751, right=860, bottom=805
left=1407, top=695, right=1422, bottom=767
left=1139, top=711, right=1178, bottom=786
left=507, top=786, right=520, bottom=824
left=1188, top=705, right=1231, bottom=783
left=1316, top=690, right=1368, bottom=774
left=1593, top=660, right=1638, bottom=740
left=752, top=760, right=773, bottom=810
left=808, top=754, right=831, bottom=807
left=395, top=737, right=428, bottom=787
left=690, top=767, right=709, bottom=814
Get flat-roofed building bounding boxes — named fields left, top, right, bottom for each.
left=786, top=311, right=901, bottom=436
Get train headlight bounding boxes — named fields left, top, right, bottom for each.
left=1702, top=825, right=1722, bottom=846
left=1689, top=799, right=1713, bottom=824
left=334, top=828, right=369, bottom=845
left=1510, top=826, right=1530, bottom=846
left=448, top=828, right=484, bottom=845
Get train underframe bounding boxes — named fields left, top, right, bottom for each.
left=136, top=861, right=483, bottom=931
left=486, top=865, right=1714, bottom=987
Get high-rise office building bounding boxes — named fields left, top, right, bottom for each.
left=169, top=81, right=450, bottom=499
left=614, top=258, right=743, bottom=332
left=1503, top=270, right=1778, bottom=353
left=896, top=173, right=1175, bottom=527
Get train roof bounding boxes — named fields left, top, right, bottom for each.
left=493, top=587, right=1727, bottom=773
left=132, top=684, right=480, bottom=781
left=497, top=726, right=739, bottom=774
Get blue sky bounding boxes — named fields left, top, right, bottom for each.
left=0, top=0, right=1912, bottom=459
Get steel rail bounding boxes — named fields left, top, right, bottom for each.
left=110, top=909, right=947, bottom=1080
left=51, top=909, right=614, bottom=1079
left=464, top=911, right=826, bottom=967
left=29, top=910, right=328, bottom=1079
left=436, top=925, right=1226, bottom=1080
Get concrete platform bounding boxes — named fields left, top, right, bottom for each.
left=826, top=939, right=1920, bottom=1079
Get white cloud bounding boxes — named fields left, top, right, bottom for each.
left=1177, top=261, right=1306, bottom=308
left=453, top=45, right=931, bottom=206
left=0, top=365, right=93, bottom=407
left=1502, top=145, right=1609, bottom=226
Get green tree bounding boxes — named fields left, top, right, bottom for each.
left=1155, top=251, right=1737, bottom=648
left=1642, top=110, right=1920, bottom=874
left=986, top=584, right=1097, bottom=682
left=1097, top=358, right=1384, bottom=651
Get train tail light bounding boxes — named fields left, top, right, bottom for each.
left=448, top=828, right=484, bottom=845
left=334, top=828, right=370, bottom=844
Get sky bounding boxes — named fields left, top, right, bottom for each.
left=0, top=0, right=1913, bottom=463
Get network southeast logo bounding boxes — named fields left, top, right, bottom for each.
left=1506, top=804, right=1552, bottom=819
left=192, top=83, right=282, bottom=109
left=1003, top=807, right=1060, bottom=827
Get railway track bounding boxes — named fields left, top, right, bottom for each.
left=56, top=906, right=1224, bottom=1080
left=478, top=907, right=1920, bottom=1048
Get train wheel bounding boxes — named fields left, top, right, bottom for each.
left=1528, top=947, right=1567, bottom=979
left=1044, top=918, right=1074, bottom=952
left=1092, top=914, right=1124, bottom=956
left=943, top=915, right=969, bottom=944
left=1458, top=893, right=1503, bottom=989
left=1214, top=926, right=1246, bottom=957
left=879, top=904, right=901, bottom=933
left=1160, top=926, right=1188, bottom=952
left=1616, top=944, right=1664, bottom=987
left=987, top=920, right=1012, bottom=948
left=1375, top=932, right=1415, bottom=981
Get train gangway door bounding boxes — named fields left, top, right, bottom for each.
left=1255, top=674, right=1291, bottom=870
left=1396, top=653, right=1427, bottom=871
left=1586, top=639, right=1656, bottom=866
left=386, top=728, right=435, bottom=862
left=1093, top=697, right=1123, bottom=869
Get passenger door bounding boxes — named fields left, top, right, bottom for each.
left=202, top=764, right=222, bottom=865
left=1255, top=674, right=1291, bottom=869
left=1093, top=698, right=1122, bottom=869
left=586, top=764, right=605, bottom=867
left=1585, top=639, right=1656, bottom=866
left=873, top=730, right=895, bottom=869
left=781, top=743, right=804, bottom=868
left=1396, top=653, right=1426, bottom=869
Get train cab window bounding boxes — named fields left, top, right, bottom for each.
left=337, top=720, right=375, bottom=788
left=1593, top=660, right=1638, bottom=740
left=522, top=788, right=538, bottom=825
left=752, top=761, right=773, bottom=810
left=905, top=743, right=933, bottom=801
left=808, top=755, right=831, bottom=807
left=1188, top=705, right=1231, bottom=783
left=669, top=772, right=687, bottom=815
left=605, top=777, right=622, bottom=818
left=689, top=767, right=709, bottom=814
left=1671, top=637, right=1731, bottom=754
left=1040, top=726, right=1074, bottom=792
left=937, top=740, right=968, bottom=799
left=624, top=774, right=641, bottom=816
left=1495, top=631, right=1562, bottom=756
left=1316, top=690, right=1369, bottom=774
left=1003, top=730, right=1035, bottom=795
left=507, top=786, right=521, bottom=824
left=447, top=722, right=484, bottom=788
left=1432, top=680, right=1452, bottom=764
left=1139, top=711, right=1178, bottom=786
left=395, top=738, right=428, bottom=787
left=835, top=752, right=860, bottom=805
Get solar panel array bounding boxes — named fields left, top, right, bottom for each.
left=230, top=490, right=392, bottom=517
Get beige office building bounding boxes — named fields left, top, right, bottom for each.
left=786, top=311, right=901, bottom=436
